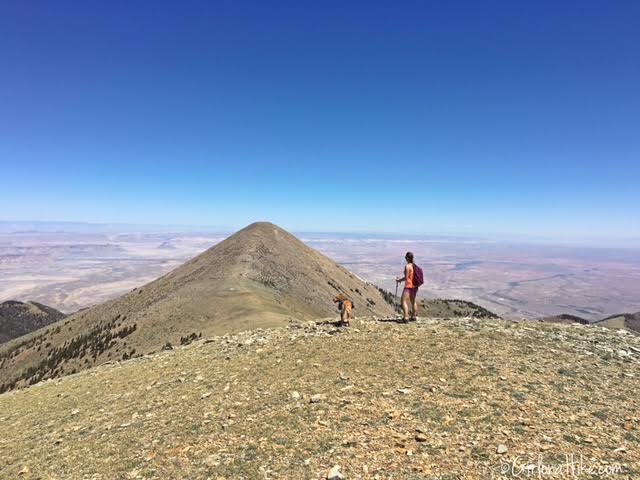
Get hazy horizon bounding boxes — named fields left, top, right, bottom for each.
left=1, top=220, right=639, bottom=249
left=2, top=222, right=639, bottom=320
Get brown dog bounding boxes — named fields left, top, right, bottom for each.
left=333, top=293, right=354, bottom=326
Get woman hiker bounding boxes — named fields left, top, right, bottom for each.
left=396, top=251, right=419, bottom=323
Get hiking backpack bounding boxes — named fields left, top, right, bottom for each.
left=413, top=264, right=424, bottom=287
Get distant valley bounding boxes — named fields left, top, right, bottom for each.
left=1, top=223, right=639, bottom=320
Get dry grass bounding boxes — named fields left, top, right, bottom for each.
left=1, top=316, right=638, bottom=479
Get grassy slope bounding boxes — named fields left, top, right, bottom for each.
left=1, top=317, right=638, bottom=479
left=0, top=223, right=396, bottom=392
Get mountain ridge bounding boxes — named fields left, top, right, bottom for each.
left=541, top=311, right=640, bottom=333
left=0, top=300, right=66, bottom=344
left=0, top=222, right=397, bottom=391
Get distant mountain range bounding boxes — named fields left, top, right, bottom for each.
left=0, top=301, right=65, bottom=344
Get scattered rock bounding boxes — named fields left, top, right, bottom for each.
left=310, top=394, right=327, bottom=403
left=327, top=465, right=343, bottom=480
left=3, top=314, right=639, bottom=478
left=126, top=468, right=142, bottom=479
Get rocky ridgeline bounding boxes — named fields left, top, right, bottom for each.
left=1, top=316, right=639, bottom=479
left=129, top=315, right=640, bottom=367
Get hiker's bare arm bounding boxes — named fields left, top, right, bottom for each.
left=398, top=264, right=413, bottom=283
left=397, top=264, right=410, bottom=283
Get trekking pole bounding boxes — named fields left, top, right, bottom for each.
left=394, top=280, right=399, bottom=314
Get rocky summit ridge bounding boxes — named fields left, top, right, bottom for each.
left=1, top=315, right=638, bottom=479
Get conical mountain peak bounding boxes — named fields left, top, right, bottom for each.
left=0, top=223, right=396, bottom=391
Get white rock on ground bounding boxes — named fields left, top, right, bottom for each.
left=327, top=465, right=343, bottom=480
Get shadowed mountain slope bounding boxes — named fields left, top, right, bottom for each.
left=0, top=301, right=66, bottom=344
left=0, top=222, right=396, bottom=392
left=420, top=299, right=500, bottom=319
left=539, top=313, right=591, bottom=325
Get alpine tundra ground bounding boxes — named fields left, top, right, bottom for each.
left=1, top=316, right=638, bottom=479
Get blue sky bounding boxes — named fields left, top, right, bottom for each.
left=1, top=1, right=638, bottom=238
